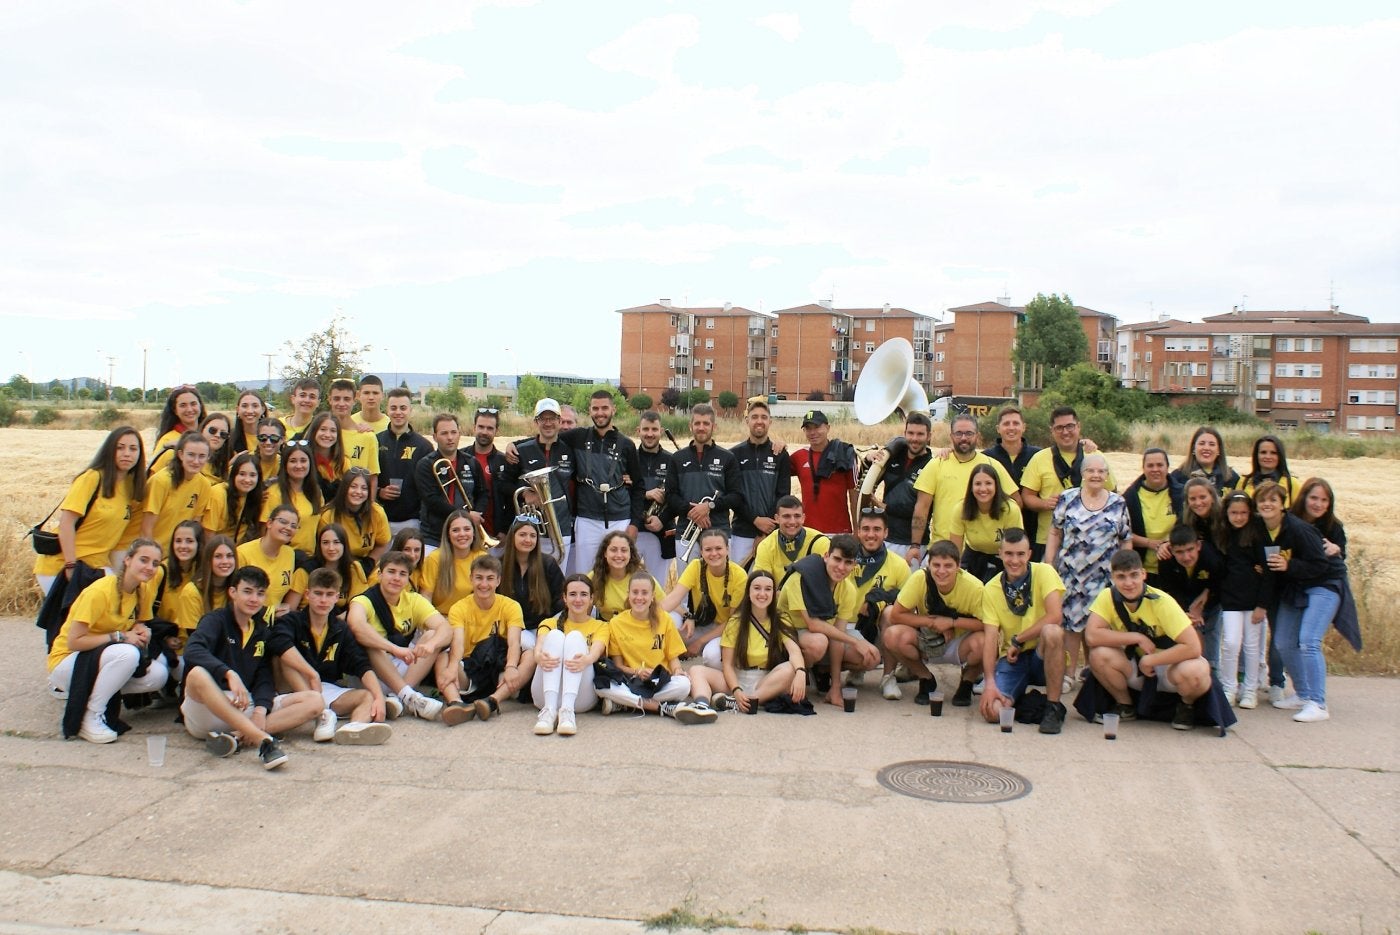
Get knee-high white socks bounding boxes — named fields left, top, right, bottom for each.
left=530, top=629, right=598, bottom=712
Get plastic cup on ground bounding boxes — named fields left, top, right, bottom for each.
left=999, top=706, right=1014, bottom=733
left=147, top=735, right=166, bottom=767
left=929, top=691, right=944, bottom=717
left=841, top=686, right=857, bottom=713
left=1103, top=712, right=1120, bottom=740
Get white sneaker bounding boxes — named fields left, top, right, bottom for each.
left=599, top=698, right=616, bottom=716
left=843, top=670, right=862, bottom=687
left=78, top=713, right=117, bottom=744
left=534, top=707, right=557, bottom=736
left=1223, top=689, right=1238, bottom=707
left=1293, top=701, right=1330, bottom=723
left=405, top=691, right=443, bottom=721
left=972, top=677, right=985, bottom=695
left=556, top=708, right=577, bottom=736
left=1238, top=690, right=1258, bottom=709
left=1273, top=692, right=1306, bottom=710
left=1268, top=685, right=1286, bottom=706
left=384, top=695, right=404, bottom=720
left=313, top=709, right=337, bottom=742
left=334, top=721, right=391, bottom=745
left=672, top=700, right=717, bottom=725
left=880, top=674, right=901, bottom=701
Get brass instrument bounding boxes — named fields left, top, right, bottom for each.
left=513, top=466, right=566, bottom=557
left=432, top=457, right=474, bottom=512
left=853, top=445, right=888, bottom=529
left=676, top=494, right=715, bottom=563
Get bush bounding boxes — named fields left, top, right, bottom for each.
left=0, top=397, right=15, bottom=427
left=687, top=388, right=711, bottom=407
left=31, top=407, right=58, bottom=426
left=93, top=406, right=124, bottom=428
left=716, top=390, right=739, bottom=413
left=628, top=393, right=653, bottom=412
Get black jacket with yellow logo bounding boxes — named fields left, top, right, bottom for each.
left=182, top=607, right=275, bottom=710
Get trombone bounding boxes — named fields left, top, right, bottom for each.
left=513, top=466, right=566, bottom=557
left=676, top=495, right=715, bottom=564
left=434, top=456, right=500, bottom=548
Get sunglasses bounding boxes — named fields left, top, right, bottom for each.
left=205, top=429, right=230, bottom=439
left=512, top=514, right=542, bottom=526
left=346, top=466, right=371, bottom=478
left=859, top=506, right=885, bottom=516
left=284, top=439, right=311, bottom=448
left=256, top=434, right=283, bottom=443
left=476, top=407, right=499, bottom=416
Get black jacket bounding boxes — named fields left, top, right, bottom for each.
left=414, top=450, right=486, bottom=547
left=1123, top=474, right=1184, bottom=562
left=728, top=439, right=791, bottom=538
left=270, top=610, right=373, bottom=685
left=879, top=439, right=932, bottom=546
left=376, top=425, right=434, bottom=524
left=668, top=442, right=742, bottom=534
left=1218, top=521, right=1275, bottom=612
left=559, top=426, right=644, bottom=526
left=1156, top=542, right=1225, bottom=613
left=500, top=436, right=575, bottom=537
left=636, top=444, right=679, bottom=542
left=182, top=606, right=276, bottom=711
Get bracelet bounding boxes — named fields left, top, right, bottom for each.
left=63, top=561, right=76, bottom=569
left=729, top=686, right=740, bottom=694
left=794, top=666, right=807, bottom=673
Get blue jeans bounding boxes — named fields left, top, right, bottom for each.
left=994, top=650, right=1047, bottom=703
left=1199, top=608, right=1221, bottom=679
left=1273, top=586, right=1341, bottom=705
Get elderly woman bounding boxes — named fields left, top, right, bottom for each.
left=1044, top=453, right=1131, bottom=690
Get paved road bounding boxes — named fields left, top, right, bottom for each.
left=2, top=619, right=1396, bottom=934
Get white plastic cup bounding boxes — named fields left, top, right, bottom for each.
left=147, top=735, right=166, bottom=767
left=841, top=686, right=857, bottom=713
left=999, top=706, right=1014, bottom=733
left=1102, top=712, right=1120, bottom=740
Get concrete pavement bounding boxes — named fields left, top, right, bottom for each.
left=1, top=619, right=1395, bottom=934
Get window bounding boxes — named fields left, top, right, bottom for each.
left=830, top=340, right=839, bottom=351
left=770, top=326, right=778, bottom=338
left=935, top=351, right=944, bottom=363
left=668, top=335, right=676, bottom=348
left=704, top=379, right=713, bottom=391
left=1275, top=388, right=1323, bottom=403
left=705, top=318, right=715, bottom=330
left=1097, top=340, right=1111, bottom=362
left=704, top=338, right=714, bottom=350
left=1347, top=415, right=1396, bottom=431
left=1194, top=362, right=1209, bottom=377
left=1349, top=364, right=1397, bottom=378
left=1276, top=338, right=1291, bottom=352
left=1255, top=390, right=1271, bottom=400
left=1145, top=334, right=1153, bottom=343
left=865, top=342, right=875, bottom=353
left=865, top=320, right=875, bottom=332
left=1164, top=337, right=1208, bottom=352
left=1145, top=351, right=1152, bottom=363
left=1349, top=338, right=1398, bottom=353
left=1276, top=363, right=1323, bottom=378
left=704, top=359, right=714, bottom=372
left=934, top=370, right=944, bottom=382
left=1348, top=389, right=1397, bottom=405
left=936, top=332, right=945, bottom=344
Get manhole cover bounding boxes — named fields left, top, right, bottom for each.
left=877, top=760, right=1031, bottom=804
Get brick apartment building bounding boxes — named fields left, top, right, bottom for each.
left=616, top=301, right=775, bottom=403
left=767, top=301, right=933, bottom=401
left=1114, top=308, right=1400, bottom=434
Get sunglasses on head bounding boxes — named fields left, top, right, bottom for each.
left=476, top=407, right=499, bottom=416
left=859, top=506, right=885, bottom=516
left=513, top=514, right=542, bottom=526
left=284, top=439, right=311, bottom=448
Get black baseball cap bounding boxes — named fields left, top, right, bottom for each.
left=801, top=410, right=829, bottom=427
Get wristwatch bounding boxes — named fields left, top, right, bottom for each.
left=1010, top=635, right=1024, bottom=650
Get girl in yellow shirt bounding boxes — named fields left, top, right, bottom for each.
left=306, top=412, right=347, bottom=501
left=950, top=464, right=1025, bottom=583
left=203, top=452, right=265, bottom=545
left=290, top=523, right=368, bottom=612
left=45, top=538, right=169, bottom=744
left=319, top=467, right=390, bottom=561
left=420, top=509, right=487, bottom=613
left=385, top=528, right=427, bottom=593
left=589, top=530, right=662, bottom=621
left=232, top=390, right=269, bottom=456
left=141, top=432, right=213, bottom=551
left=262, top=442, right=321, bottom=554
left=170, top=534, right=236, bottom=643
left=532, top=574, right=611, bottom=735
left=152, top=386, right=205, bottom=456
left=687, top=570, right=804, bottom=714
left=597, top=573, right=713, bottom=723
left=253, top=417, right=283, bottom=482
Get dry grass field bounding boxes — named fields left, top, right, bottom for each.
left=4, top=424, right=1395, bottom=674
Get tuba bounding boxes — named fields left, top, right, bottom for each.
left=851, top=338, right=929, bottom=528
left=513, top=466, right=566, bottom=557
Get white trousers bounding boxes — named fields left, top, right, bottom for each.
left=728, top=536, right=756, bottom=568
left=635, top=530, right=669, bottom=583
left=570, top=517, right=628, bottom=575
left=530, top=629, right=598, bottom=712
left=48, top=645, right=169, bottom=715
left=596, top=673, right=691, bottom=709
left=1219, top=609, right=1266, bottom=696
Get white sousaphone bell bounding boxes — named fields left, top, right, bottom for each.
left=854, top=337, right=929, bottom=424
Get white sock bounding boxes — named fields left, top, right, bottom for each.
left=544, top=689, right=559, bottom=710
left=397, top=686, right=416, bottom=702
left=560, top=690, right=576, bottom=711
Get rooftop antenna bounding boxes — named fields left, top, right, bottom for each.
left=1241, top=294, right=1248, bottom=312
left=1329, top=279, right=1337, bottom=311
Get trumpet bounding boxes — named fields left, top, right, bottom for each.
left=513, top=466, right=566, bottom=557
left=676, top=495, right=715, bottom=563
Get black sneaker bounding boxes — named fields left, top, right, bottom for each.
left=205, top=732, right=238, bottom=758
left=1171, top=701, right=1195, bottom=731
left=1116, top=702, right=1138, bottom=722
left=914, top=676, right=938, bottom=706
left=1039, top=701, right=1065, bottom=735
left=814, top=668, right=832, bottom=694
left=951, top=680, right=974, bottom=707
left=258, top=738, right=288, bottom=770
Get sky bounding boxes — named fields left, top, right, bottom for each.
left=3, top=0, right=1397, bottom=389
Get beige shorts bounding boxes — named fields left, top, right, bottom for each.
left=181, top=691, right=287, bottom=739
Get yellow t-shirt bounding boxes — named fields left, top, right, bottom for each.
left=170, top=580, right=228, bottom=637
left=236, top=540, right=296, bottom=611
left=775, top=565, right=861, bottom=632
left=1088, top=585, right=1192, bottom=641
left=33, top=470, right=140, bottom=576
left=321, top=505, right=390, bottom=559
left=46, top=575, right=157, bottom=671
left=980, top=563, right=1066, bottom=653
left=606, top=609, right=685, bottom=669
left=289, top=562, right=368, bottom=609
left=677, top=559, right=748, bottom=625
left=950, top=501, right=1025, bottom=555
left=354, top=413, right=391, bottom=434
left=351, top=589, right=439, bottom=640
left=537, top=614, right=611, bottom=655
left=202, top=486, right=260, bottom=543
left=342, top=430, right=381, bottom=475
left=1133, top=486, right=1176, bottom=574
left=143, top=470, right=214, bottom=553
left=261, top=487, right=318, bottom=554
left=894, top=567, right=986, bottom=635
left=448, top=594, right=524, bottom=654
left=595, top=573, right=664, bottom=621
left=849, top=549, right=911, bottom=609
left=913, top=454, right=1018, bottom=543
left=419, top=547, right=489, bottom=613
left=721, top=615, right=786, bottom=669
left=1020, top=448, right=1117, bottom=545
left=1241, top=474, right=1297, bottom=509
left=750, top=528, right=829, bottom=579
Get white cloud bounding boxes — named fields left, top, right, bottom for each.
left=587, top=14, right=701, bottom=83
left=756, top=13, right=802, bottom=42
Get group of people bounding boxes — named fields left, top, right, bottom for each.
left=35, top=375, right=1356, bottom=769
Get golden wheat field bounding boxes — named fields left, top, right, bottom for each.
left=3, top=425, right=1395, bottom=673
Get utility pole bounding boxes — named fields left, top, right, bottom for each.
left=106, top=356, right=116, bottom=401
left=261, top=353, right=276, bottom=394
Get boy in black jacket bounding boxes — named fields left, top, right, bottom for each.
left=181, top=566, right=324, bottom=769
left=271, top=567, right=392, bottom=745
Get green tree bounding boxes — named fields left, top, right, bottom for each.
left=629, top=393, right=654, bottom=412
left=1014, top=293, right=1088, bottom=387
left=76, top=387, right=93, bottom=401
left=687, top=388, right=711, bottom=407
left=516, top=374, right=548, bottom=415
left=425, top=386, right=466, bottom=412
left=570, top=383, right=625, bottom=414
left=716, top=390, right=739, bottom=414
left=280, top=315, right=370, bottom=402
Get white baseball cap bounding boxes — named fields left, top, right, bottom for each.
left=534, top=397, right=562, bottom=417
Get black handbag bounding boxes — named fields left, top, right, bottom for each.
left=29, top=485, right=100, bottom=557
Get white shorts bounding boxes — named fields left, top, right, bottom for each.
left=519, top=629, right=537, bottom=651
left=924, top=633, right=966, bottom=668
left=735, top=668, right=763, bottom=695
left=1126, top=658, right=1176, bottom=692
left=181, top=692, right=287, bottom=738
left=321, top=683, right=354, bottom=706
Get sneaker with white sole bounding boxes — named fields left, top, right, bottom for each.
left=1293, top=701, right=1330, bottom=723
left=1238, top=690, right=1258, bottom=710
left=441, top=700, right=475, bottom=726
left=1272, top=692, right=1306, bottom=710
left=599, top=698, right=616, bottom=716
left=673, top=700, right=718, bottom=725
left=710, top=692, right=735, bottom=712
left=658, top=701, right=680, bottom=719
left=534, top=707, right=557, bottom=735
left=404, top=691, right=443, bottom=721
left=206, top=732, right=239, bottom=758
left=880, top=674, right=901, bottom=701
left=333, top=721, right=391, bottom=745
left=313, top=709, right=337, bottom=742
left=384, top=695, right=404, bottom=720
left=1268, top=685, right=1286, bottom=706
left=556, top=708, right=577, bottom=736
left=257, top=737, right=288, bottom=770
left=972, top=676, right=985, bottom=695
left=78, top=713, right=118, bottom=744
